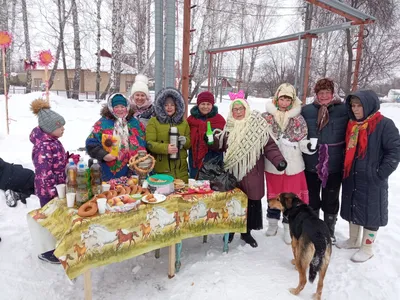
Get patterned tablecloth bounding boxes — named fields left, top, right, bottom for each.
left=28, top=188, right=248, bottom=279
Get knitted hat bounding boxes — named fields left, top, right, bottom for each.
left=197, top=91, right=215, bottom=105
left=314, top=78, right=334, bottom=94
left=130, top=74, right=150, bottom=100
left=30, top=99, right=65, bottom=134
left=111, top=94, right=128, bottom=107
left=273, top=83, right=296, bottom=108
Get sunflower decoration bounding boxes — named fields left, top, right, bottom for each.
left=0, top=31, right=12, bottom=49
left=102, top=134, right=120, bottom=157
left=38, top=50, right=54, bottom=67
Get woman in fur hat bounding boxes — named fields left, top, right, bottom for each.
left=129, top=74, right=155, bottom=127
left=211, top=90, right=287, bottom=247
left=30, top=98, right=68, bottom=264
left=187, top=91, right=226, bottom=178
left=263, top=83, right=315, bottom=244
left=146, top=87, right=191, bottom=182
left=86, top=93, right=147, bottom=181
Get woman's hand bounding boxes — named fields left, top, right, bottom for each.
left=103, top=154, right=117, bottom=162
left=168, top=144, right=179, bottom=154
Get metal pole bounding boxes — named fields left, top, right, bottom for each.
left=165, top=0, right=175, bottom=87
left=294, top=35, right=302, bottom=91
left=181, top=0, right=191, bottom=118
left=207, top=53, right=213, bottom=91
left=299, top=3, right=313, bottom=101
left=155, top=0, right=163, bottom=94
left=351, top=24, right=364, bottom=91
left=302, top=37, right=313, bottom=104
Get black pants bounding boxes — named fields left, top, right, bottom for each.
left=305, top=171, right=342, bottom=215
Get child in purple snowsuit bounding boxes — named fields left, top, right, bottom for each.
left=30, top=99, right=67, bottom=208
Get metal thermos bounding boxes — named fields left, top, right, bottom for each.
left=169, top=126, right=179, bottom=160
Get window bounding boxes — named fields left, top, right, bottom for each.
left=126, top=81, right=133, bottom=92
left=33, top=78, right=42, bottom=87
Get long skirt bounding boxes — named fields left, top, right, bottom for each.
left=265, top=171, right=309, bottom=204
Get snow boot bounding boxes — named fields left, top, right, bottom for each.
left=241, top=231, right=258, bottom=248
left=265, top=218, right=279, bottom=236
left=351, top=228, right=377, bottom=263
left=283, top=223, right=291, bottom=245
left=222, top=232, right=235, bottom=243
left=336, top=222, right=362, bottom=249
left=38, top=250, right=61, bottom=264
left=5, top=190, right=19, bottom=207
left=324, top=213, right=337, bottom=244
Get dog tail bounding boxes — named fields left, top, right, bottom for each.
left=309, top=244, right=327, bottom=283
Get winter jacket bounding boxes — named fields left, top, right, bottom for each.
left=0, top=158, right=35, bottom=196
left=146, top=88, right=191, bottom=182
left=301, top=97, right=348, bottom=174
left=341, top=90, right=400, bottom=227
left=30, top=127, right=67, bottom=207
left=187, top=105, right=226, bottom=178
left=263, top=97, right=314, bottom=175
left=86, top=103, right=147, bottom=181
left=213, top=132, right=285, bottom=200
left=135, top=105, right=155, bottom=128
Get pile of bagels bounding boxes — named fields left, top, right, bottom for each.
left=77, top=184, right=150, bottom=217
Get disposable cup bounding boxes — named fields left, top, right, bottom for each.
left=66, top=192, right=76, bottom=208
left=102, top=183, right=111, bottom=192
left=310, top=138, right=318, bottom=150
left=56, top=184, right=66, bottom=199
left=96, top=198, right=107, bottom=214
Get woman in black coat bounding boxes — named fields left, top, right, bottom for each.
left=0, top=158, right=35, bottom=207
left=338, top=90, right=400, bottom=263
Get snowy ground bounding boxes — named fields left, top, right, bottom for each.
left=0, top=92, right=399, bottom=300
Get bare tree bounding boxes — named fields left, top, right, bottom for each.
left=71, top=0, right=81, bottom=99
left=21, top=0, right=32, bottom=93
left=95, top=0, right=102, bottom=100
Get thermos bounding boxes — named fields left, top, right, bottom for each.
left=169, top=126, right=179, bottom=160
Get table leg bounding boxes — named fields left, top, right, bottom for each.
left=223, top=233, right=229, bottom=253
left=84, top=270, right=92, bottom=300
left=168, top=244, right=176, bottom=279
left=155, top=249, right=160, bottom=259
left=175, top=242, right=182, bottom=272
left=203, top=235, right=208, bottom=243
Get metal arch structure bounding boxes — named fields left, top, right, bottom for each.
left=203, top=0, right=376, bottom=103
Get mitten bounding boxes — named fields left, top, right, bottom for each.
left=178, top=136, right=187, bottom=149
left=276, top=160, right=287, bottom=171
left=307, top=142, right=318, bottom=152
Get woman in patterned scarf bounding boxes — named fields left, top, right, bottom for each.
left=212, top=90, right=287, bottom=248
left=86, top=94, right=147, bottom=181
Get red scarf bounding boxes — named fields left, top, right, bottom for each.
left=343, top=112, right=383, bottom=178
left=187, top=114, right=225, bottom=168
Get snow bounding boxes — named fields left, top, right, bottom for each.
left=1, top=92, right=400, bottom=300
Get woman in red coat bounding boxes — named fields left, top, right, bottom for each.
left=187, top=91, right=226, bottom=178
left=212, top=90, right=287, bottom=247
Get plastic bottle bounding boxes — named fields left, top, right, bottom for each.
left=76, top=159, right=89, bottom=206
left=206, top=121, right=214, bottom=145
left=66, top=158, right=77, bottom=193
left=90, top=159, right=102, bottom=196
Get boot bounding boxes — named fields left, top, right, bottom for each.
left=241, top=232, right=258, bottom=248
left=324, top=213, right=337, bottom=244
left=5, top=190, right=19, bottom=207
left=222, top=232, right=235, bottom=243
left=283, top=223, right=291, bottom=245
left=265, top=218, right=279, bottom=236
left=336, top=222, right=362, bottom=249
left=351, top=228, right=377, bottom=263
left=38, top=250, right=61, bottom=264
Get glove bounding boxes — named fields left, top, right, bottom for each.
left=178, top=136, right=187, bottom=149
left=307, top=142, right=318, bottom=152
left=276, top=160, right=287, bottom=172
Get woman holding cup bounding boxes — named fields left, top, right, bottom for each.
left=263, top=83, right=316, bottom=244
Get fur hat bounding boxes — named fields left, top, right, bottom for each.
left=130, top=74, right=150, bottom=100
left=31, top=99, right=65, bottom=134
left=197, top=91, right=215, bottom=105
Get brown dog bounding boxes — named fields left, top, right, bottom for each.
left=268, top=193, right=332, bottom=300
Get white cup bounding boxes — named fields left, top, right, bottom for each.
left=66, top=192, right=76, bottom=208
left=56, top=184, right=66, bottom=199
left=102, top=183, right=111, bottom=192
left=310, top=138, right=318, bottom=150
left=96, top=198, right=107, bottom=214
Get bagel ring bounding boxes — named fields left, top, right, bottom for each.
left=124, top=186, right=131, bottom=195
left=110, top=190, right=118, bottom=197
left=130, top=185, right=138, bottom=194
left=96, top=193, right=107, bottom=199
left=116, top=186, right=126, bottom=196
left=78, top=201, right=98, bottom=217
left=104, top=191, right=114, bottom=199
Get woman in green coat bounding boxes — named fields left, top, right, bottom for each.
left=146, top=87, right=191, bottom=182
